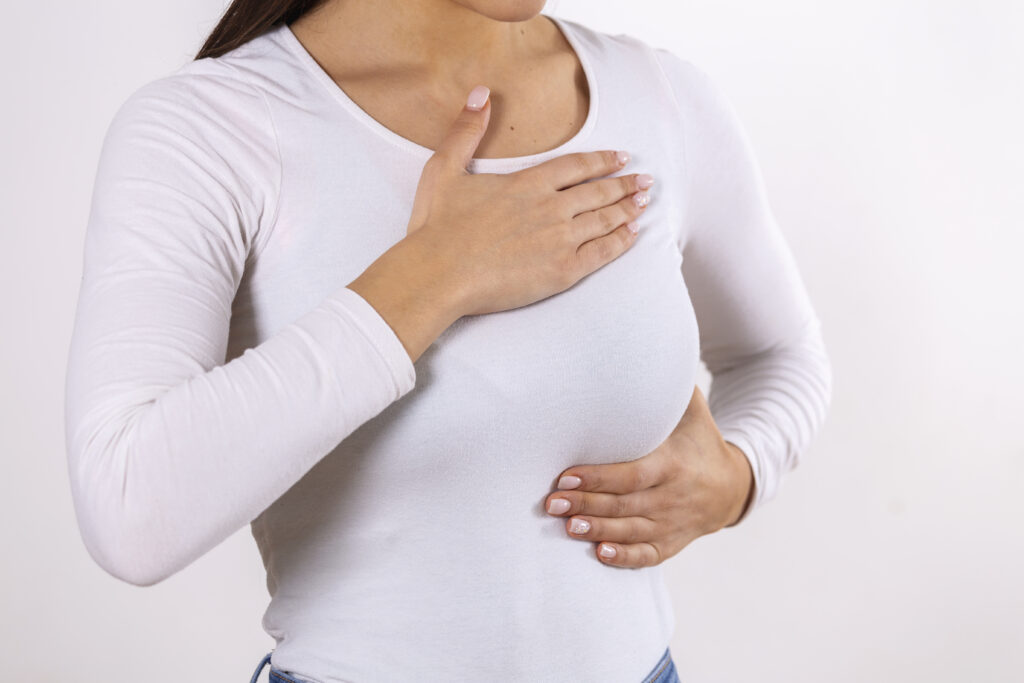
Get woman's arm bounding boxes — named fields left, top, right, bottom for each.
left=64, top=67, right=450, bottom=587
left=653, top=48, right=833, bottom=524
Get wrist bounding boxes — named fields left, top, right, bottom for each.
left=347, top=238, right=466, bottom=364
left=388, top=234, right=471, bottom=321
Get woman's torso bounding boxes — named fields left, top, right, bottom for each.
left=215, top=16, right=697, bottom=682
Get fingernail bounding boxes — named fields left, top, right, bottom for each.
left=599, top=544, right=617, bottom=558
left=466, top=85, right=490, bottom=111
left=547, top=498, right=571, bottom=514
left=633, top=190, right=650, bottom=209
left=626, top=220, right=639, bottom=235
left=636, top=173, right=655, bottom=189
left=557, top=475, right=582, bottom=490
left=616, top=150, right=630, bottom=166
left=569, top=518, right=591, bottom=534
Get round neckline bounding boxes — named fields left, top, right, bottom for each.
left=276, top=14, right=598, bottom=174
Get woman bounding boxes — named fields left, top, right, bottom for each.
left=64, top=0, right=832, bottom=681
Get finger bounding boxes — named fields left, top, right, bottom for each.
left=545, top=489, right=648, bottom=519
left=558, top=171, right=653, bottom=219
left=572, top=217, right=639, bottom=278
left=431, top=85, right=492, bottom=174
left=524, top=149, right=627, bottom=191
left=557, top=454, right=668, bottom=495
left=570, top=185, right=651, bottom=245
left=561, top=514, right=656, bottom=546
left=596, top=541, right=662, bottom=569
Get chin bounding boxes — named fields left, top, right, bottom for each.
left=453, top=0, right=549, bottom=23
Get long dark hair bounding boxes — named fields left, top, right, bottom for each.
left=194, top=0, right=327, bottom=60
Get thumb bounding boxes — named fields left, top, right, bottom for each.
left=432, top=85, right=491, bottom=174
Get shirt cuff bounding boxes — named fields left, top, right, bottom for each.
left=330, top=286, right=417, bottom=399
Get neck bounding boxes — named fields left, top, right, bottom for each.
left=289, top=0, right=552, bottom=87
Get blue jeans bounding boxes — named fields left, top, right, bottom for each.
left=248, top=647, right=680, bottom=682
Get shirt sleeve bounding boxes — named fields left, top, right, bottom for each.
left=653, top=48, right=833, bottom=525
left=64, top=66, right=417, bottom=587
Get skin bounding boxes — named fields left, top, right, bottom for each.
left=294, top=0, right=756, bottom=566
left=289, top=0, right=589, bottom=160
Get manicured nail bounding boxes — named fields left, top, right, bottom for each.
left=599, top=544, right=617, bottom=558
left=569, top=518, right=591, bottom=534
left=547, top=498, right=571, bottom=514
left=626, top=220, right=639, bottom=235
left=633, top=190, right=650, bottom=209
left=636, top=173, right=655, bottom=189
left=557, top=475, right=582, bottom=490
left=616, top=150, right=630, bottom=166
left=466, top=85, right=490, bottom=111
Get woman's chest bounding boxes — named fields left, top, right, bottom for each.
left=230, top=117, right=699, bottom=463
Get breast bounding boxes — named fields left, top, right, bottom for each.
left=236, top=114, right=702, bottom=551
left=235, top=167, right=700, bottom=501
left=323, top=209, right=703, bottom=513
left=249, top=199, right=702, bottom=582
left=423, top=223, right=697, bottom=457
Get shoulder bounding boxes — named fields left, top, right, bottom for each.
left=550, top=15, right=675, bottom=75
left=101, top=31, right=284, bottom=205
left=549, top=16, right=722, bottom=116
left=95, top=32, right=286, bottom=250
left=110, top=47, right=275, bottom=155
left=104, top=23, right=299, bottom=166
left=648, top=46, right=737, bottom=127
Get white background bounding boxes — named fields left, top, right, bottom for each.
left=2, top=0, right=1022, bottom=680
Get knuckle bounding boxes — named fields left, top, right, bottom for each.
left=592, top=237, right=614, bottom=263
left=555, top=251, right=580, bottom=288
left=545, top=193, right=572, bottom=223
left=575, top=494, right=589, bottom=515
left=514, top=168, right=541, bottom=194
left=457, top=115, right=484, bottom=136
left=668, top=454, right=688, bottom=483
left=602, top=178, right=623, bottom=205
left=648, top=489, right=672, bottom=515
left=621, top=225, right=635, bottom=247
left=598, top=208, right=617, bottom=233
left=626, top=192, right=643, bottom=215
left=616, top=227, right=634, bottom=252
left=573, top=152, right=593, bottom=176
left=671, top=453, right=693, bottom=481
left=614, top=495, right=630, bottom=518
left=631, top=464, right=649, bottom=490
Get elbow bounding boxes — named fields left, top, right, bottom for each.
left=95, top=527, right=177, bottom=588
left=70, top=479, right=178, bottom=588
left=83, top=530, right=175, bottom=588
left=66, top=426, right=179, bottom=588
left=70, top=503, right=176, bottom=588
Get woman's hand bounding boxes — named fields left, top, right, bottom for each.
left=543, top=385, right=754, bottom=568
left=403, top=85, right=653, bottom=318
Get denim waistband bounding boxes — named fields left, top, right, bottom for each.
left=248, top=646, right=677, bottom=683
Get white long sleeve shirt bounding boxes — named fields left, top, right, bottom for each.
left=65, top=14, right=832, bottom=682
